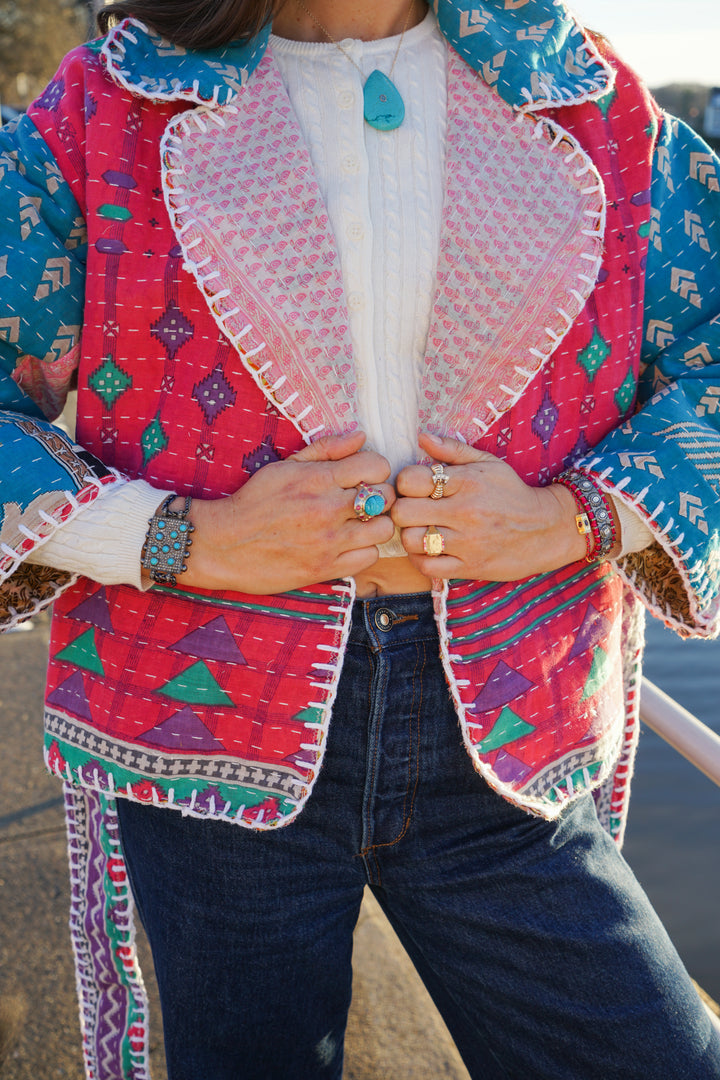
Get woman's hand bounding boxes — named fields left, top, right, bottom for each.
left=391, top=433, right=586, bottom=582
left=183, top=431, right=395, bottom=594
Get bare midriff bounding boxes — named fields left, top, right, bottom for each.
left=354, top=555, right=431, bottom=598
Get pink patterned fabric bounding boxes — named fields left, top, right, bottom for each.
left=423, top=49, right=605, bottom=441
left=162, top=51, right=358, bottom=444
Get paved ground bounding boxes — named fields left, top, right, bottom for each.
left=0, top=614, right=468, bottom=1079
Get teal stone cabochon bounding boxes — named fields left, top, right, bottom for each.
left=363, top=70, right=405, bottom=131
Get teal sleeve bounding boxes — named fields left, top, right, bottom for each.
left=578, top=115, right=720, bottom=636
left=0, top=111, right=86, bottom=401
left=0, top=109, right=118, bottom=628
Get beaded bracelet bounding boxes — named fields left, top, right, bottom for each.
left=553, top=470, right=617, bottom=563
left=141, top=495, right=194, bottom=586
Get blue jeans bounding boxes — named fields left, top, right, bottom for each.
left=117, top=593, right=720, bottom=1079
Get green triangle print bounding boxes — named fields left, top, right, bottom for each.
left=294, top=706, right=324, bottom=725
left=478, top=707, right=535, bottom=754
left=160, top=661, right=234, bottom=706
left=582, top=647, right=611, bottom=702
left=55, top=628, right=104, bottom=676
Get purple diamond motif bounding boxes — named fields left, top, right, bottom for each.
left=531, top=388, right=559, bottom=448
left=82, top=759, right=110, bottom=788
left=563, top=433, right=591, bottom=471
left=192, top=364, right=237, bottom=424
left=151, top=304, right=194, bottom=360
left=190, top=785, right=226, bottom=814
left=84, top=89, right=97, bottom=122
left=37, top=78, right=64, bottom=112
left=243, top=438, right=281, bottom=474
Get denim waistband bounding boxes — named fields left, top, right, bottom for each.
left=349, top=592, right=439, bottom=649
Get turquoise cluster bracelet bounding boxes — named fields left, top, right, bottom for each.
left=553, top=470, right=617, bottom=563
left=141, top=494, right=194, bottom=586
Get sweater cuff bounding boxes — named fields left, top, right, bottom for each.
left=613, top=497, right=654, bottom=557
left=27, top=479, right=173, bottom=590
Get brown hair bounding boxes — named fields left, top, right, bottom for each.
left=97, top=1, right=278, bottom=50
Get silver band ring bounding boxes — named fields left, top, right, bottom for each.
left=429, top=463, right=450, bottom=500
left=354, top=483, right=387, bottom=522
left=423, top=525, right=445, bottom=556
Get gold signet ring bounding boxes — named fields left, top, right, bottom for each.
left=423, top=525, right=445, bottom=556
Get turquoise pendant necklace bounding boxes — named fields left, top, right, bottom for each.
left=295, top=0, right=415, bottom=132
left=363, top=70, right=405, bottom=131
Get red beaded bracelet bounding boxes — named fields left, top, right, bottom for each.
left=553, top=471, right=617, bottom=562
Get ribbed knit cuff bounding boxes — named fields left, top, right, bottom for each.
left=613, top=497, right=654, bottom=557
left=28, top=479, right=174, bottom=590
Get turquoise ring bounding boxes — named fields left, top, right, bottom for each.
left=354, top=483, right=387, bottom=522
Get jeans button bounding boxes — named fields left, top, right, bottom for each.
left=374, top=608, right=394, bottom=631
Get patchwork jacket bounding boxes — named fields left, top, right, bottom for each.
left=1, top=4, right=720, bottom=1073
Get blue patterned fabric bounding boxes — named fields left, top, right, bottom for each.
left=578, top=117, right=720, bottom=631
left=433, top=0, right=613, bottom=109
left=98, top=16, right=271, bottom=104
left=0, top=114, right=111, bottom=624
left=0, top=112, right=86, bottom=393
left=97, top=2, right=613, bottom=113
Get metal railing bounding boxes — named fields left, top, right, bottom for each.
left=639, top=678, right=720, bottom=1031
left=640, top=678, right=720, bottom=789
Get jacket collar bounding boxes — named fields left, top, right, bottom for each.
left=100, top=0, right=614, bottom=111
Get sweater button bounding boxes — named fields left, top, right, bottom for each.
left=347, top=292, right=365, bottom=311
left=338, top=90, right=355, bottom=109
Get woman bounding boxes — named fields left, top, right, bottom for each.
left=1, top=0, right=720, bottom=1076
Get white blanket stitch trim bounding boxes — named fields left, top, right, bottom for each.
left=101, top=18, right=258, bottom=106
left=0, top=471, right=124, bottom=631
left=466, top=111, right=606, bottom=440
left=433, top=581, right=605, bottom=820
left=51, top=581, right=356, bottom=831
left=585, top=467, right=720, bottom=637
left=159, top=110, right=330, bottom=447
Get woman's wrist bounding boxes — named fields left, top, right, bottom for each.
left=544, top=482, right=590, bottom=566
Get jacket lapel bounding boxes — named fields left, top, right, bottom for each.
left=161, top=50, right=358, bottom=442
left=422, top=47, right=605, bottom=442
left=162, top=44, right=605, bottom=446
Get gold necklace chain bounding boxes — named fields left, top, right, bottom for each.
left=294, top=0, right=416, bottom=81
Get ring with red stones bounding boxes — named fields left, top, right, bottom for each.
left=353, top=483, right=387, bottom=522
